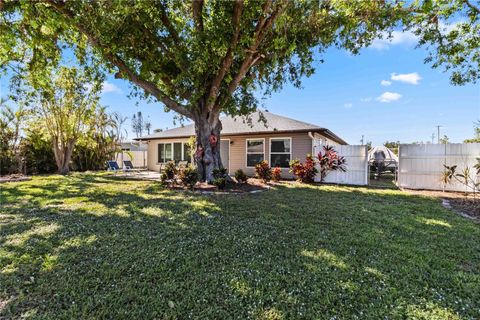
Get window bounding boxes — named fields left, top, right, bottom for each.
left=183, top=143, right=192, bottom=163
left=158, top=142, right=192, bottom=163
left=246, top=139, right=264, bottom=167
left=173, top=143, right=182, bottom=162
left=270, top=138, right=291, bottom=168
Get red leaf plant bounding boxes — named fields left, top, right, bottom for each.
left=316, top=145, right=347, bottom=182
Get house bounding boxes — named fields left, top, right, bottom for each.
left=135, top=111, right=347, bottom=178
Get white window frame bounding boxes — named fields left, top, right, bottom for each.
left=157, top=142, right=190, bottom=164
left=245, top=138, right=265, bottom=168
left=269, top=137, right=292, bottom=168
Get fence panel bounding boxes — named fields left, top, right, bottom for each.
left=397, top=143, right=480, bottom=192
left=313, top=142, right=368, bottom=185
left=115, top=151, right=147, bottom=168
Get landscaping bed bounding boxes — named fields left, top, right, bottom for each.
left=448, top=198, right=480, bottom=219
left=168, top=178, right=270, bottom=194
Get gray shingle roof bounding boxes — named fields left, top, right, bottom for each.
left=136, top=111, right=347, bottom=144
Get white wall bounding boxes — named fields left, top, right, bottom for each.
left=313, top=142, right=368, bottom=185
left=115, top=151, right=147, bottom=168
left=397, top=143, right=480, bottom=192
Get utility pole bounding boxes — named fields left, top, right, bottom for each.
left=360, top=135, right=364, bottom=145
left=431, top=133, right=435, bottom=144
left=435, top=125, right=442, bottom=144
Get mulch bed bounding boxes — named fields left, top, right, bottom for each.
left=168, top=178, right=270, bottom=194
left=403, top=188, right=480, bottom=220
left=0, top=174, right=31, bottom=183
left=448, top=198, right=480, bottom=219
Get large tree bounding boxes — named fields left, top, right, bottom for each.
left=1, top=0, right=478, bottom=180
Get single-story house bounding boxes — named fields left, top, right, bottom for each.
left=135, top=111, right=347, bottom=178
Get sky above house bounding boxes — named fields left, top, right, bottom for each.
left=1, top=30, right=479, bottom=145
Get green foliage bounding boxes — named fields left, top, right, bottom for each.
left=442, top=163, right=479, bottom=195
left=406, top=1, right=480, bottom=85
left=179, top=165, right=199, bottom=190
left=384, top=141, right=400, bottom=154
left=234, top=169, right=247, bottom=183
left=163, top=162, right=177, bottom=180
left=20, top=129, right=56, bottom=175
left=212, top=167, right=228, bottom=189
left=464, top=121, right=480, bottom=143
left=255, top=160, right=271, bottom=183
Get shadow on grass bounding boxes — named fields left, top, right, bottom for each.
left=1, top=174, right=479, bottom=318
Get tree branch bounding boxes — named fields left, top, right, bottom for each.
left=205, top=0, right=243, bottom=111
left=192, top=0, right=204, bottom=32
left=158, top=2, right=181, bottom=44
left=465, top=0, right=480, bottom=14
left=219, top=0, right=286, bottom=109
left=44, top=0, right=193, bottom=119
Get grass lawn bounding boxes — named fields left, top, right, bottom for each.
left=1, top=173, right=479, bottom=319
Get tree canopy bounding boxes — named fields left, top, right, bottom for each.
left=1, top=0, right=478, bottom=179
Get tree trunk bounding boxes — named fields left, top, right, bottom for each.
left=52, top=137, right=75, bottom=175
left=193, top=110, right=223, bottom=182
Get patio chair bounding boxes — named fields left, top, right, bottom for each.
left=106, top=160, right=121, bottom=174
left=123, top=160, right=143, bottom=173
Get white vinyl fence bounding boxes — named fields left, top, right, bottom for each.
left=115, top=151, right=147, bottom=168
left=313, top=142, right=368, bottom=185
left=397, top=143, right=480, bottom=192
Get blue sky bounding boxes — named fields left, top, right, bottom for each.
left=2, top=30, right=479, bottom=145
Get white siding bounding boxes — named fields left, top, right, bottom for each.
left=397, top=143, right=480, bottom=192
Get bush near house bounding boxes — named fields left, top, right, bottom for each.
left=317, top=146, right=347, bottom=182
left=255, top=160, right=272, bottom=182
left=212, top=167, right=228, bottom=190
left=271, top=167, right=282, bottom=182
left=289, top=154, right=318, bottom=183
left=234, top=169, right=247, bottom=183
left=179, top=165, right=199, bottom=190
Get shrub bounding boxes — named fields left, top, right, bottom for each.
left=271, top=167, right=282, bottom=182
left=179, top=165, right=199, bottom=189
left=289, top=155, right=318, bottom=183
left=212, top=167, right=228, bottom=189
left=163, top=161, right=177, bottom=180
left=234, top=169, right=247, bottom=183
left=317, top=146, right=347, bottom=182
left=255, top=160, right=271, bottom=182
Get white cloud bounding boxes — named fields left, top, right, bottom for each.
left=380, top=80, right=392, bottom=86
left=390, top=72, right=422, bottom=85
left=344, top=103, right=353, bottom=108
left=102, top=81, right=122, bottom=94
left=369, top=31, right=418, bottom=50
left=360, top=97, right=372, bottom=102
left=376, top=92, right=402, bottom=103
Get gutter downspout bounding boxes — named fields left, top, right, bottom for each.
left=308, top=131, right=315, bottom=155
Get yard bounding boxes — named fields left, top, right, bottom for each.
left=1, top=173, right=479, bottom=319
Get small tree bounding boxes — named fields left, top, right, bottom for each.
left=442, top=160, right=480, bottom=198
left=29, top=67, right=102, bottom=174
left=316, top=146, right=347, bottom=183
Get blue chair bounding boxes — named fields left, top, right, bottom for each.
left=107, top=160, right=121, bottom=173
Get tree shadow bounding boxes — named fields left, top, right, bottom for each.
left=1, top=175, right=479, bottom=318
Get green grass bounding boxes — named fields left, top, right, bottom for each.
left=1, top=173, right=479, bottom=319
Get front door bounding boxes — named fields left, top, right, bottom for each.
left=220, top=139, right=230, bottom=173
